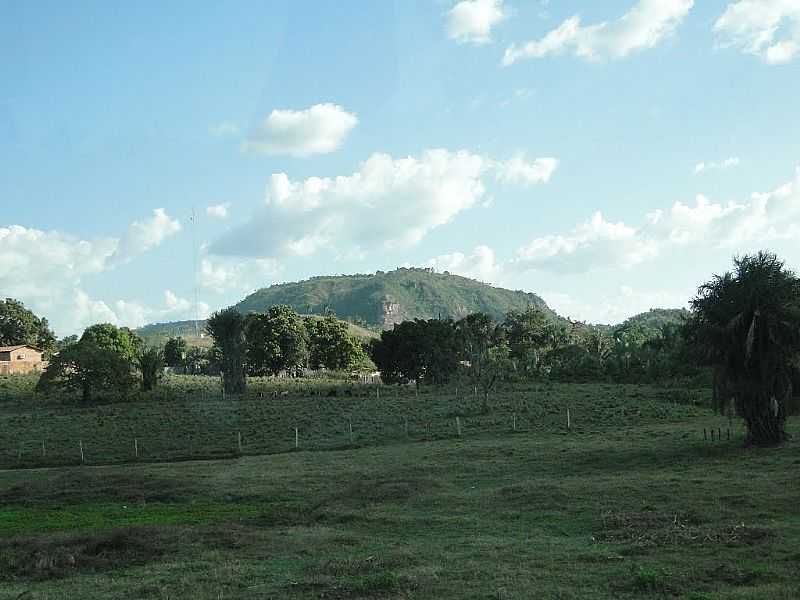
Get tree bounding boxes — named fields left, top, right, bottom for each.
left=470, top=342, right=513, bottom=408
left=306, top=315, right=366, bottom=371
left=0, top=298, right=56, bottom=353
left=206, top=308, right=247, bottom=394
left=455, top=314, right=510, bottom=405
left=502, top=307, right=550, bottom=377
left=371, top=318, right=459, bottom=385
left=37, top=340, right=136, bottom=402
left=80, top=324, right=141, bottom=364
left=138, top=346, right=164, bottom=391
left=184, top=346, right=210, bottom=375
left=58, top=335, right=79, bottom=350
left=686, top=252, right=800, bottom=446
left=246, top=305, right=308, bottom=376
left=164, top=337, right=188, bottom=368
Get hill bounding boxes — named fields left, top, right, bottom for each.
left=235, top=267, right=553, bottom=330
left=138, top=270, right=690, bottom=344
left=136, top=315, right=377, bottom=348
left=613, top=308, right=690, bottom=335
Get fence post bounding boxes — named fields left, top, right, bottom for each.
left=295, top=427, right=299, bottom=449
left=41, top=440, right=46, bottom=458
left=349, top=420, right=354, bottom=444
left=456, top=416, right=462, bottom=437
left=238, top=431, right=243, bottom=454
left=567, top=408, right=571, bottom=431
left=79, top=440, right=85, bottom=463
left=376, top=386, right=380, bottom=400
left=513, top=413, right=517, bottom=432
left=134, top=438, right=139, bottom=458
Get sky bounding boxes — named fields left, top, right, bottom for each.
left=2, top=0, right=800, bottom=336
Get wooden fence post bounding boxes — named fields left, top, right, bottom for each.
left=79, top=440, right=85, bottom=463
left=237, top=432, right=243, bottom=454
left=134, top=438, right=139, bottom=458
left=295, top=428, right=299, bottom=449
left=567, top=408, right=571, bottom=431
left=456, top=416, right=462, bottom=437
left=513, top=413, right=517, bottom=432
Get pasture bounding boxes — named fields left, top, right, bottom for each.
left=0, top=377, right=798, bottom=599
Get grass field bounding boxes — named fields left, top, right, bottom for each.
left=0, top=375, right=710, bottom=469
left=1, top=378, right=798, bottom=599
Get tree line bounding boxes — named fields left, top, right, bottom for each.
left=3, top=251, right=799, bottom=446
left=24, top=305, right=372, bottom=402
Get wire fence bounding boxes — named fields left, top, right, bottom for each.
left=0, top=382, right=714, bottom=471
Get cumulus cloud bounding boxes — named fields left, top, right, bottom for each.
left=206, top=203, right=231, bottom=219
left=714, top=1, right=800, bottom=64
left=493, top=155, right=559, bottom=186
left=513, top=167, right=800, bottom=273
left=0, top=211, right=183, bottom=334
left=111, top=208, right=181, bottom=265
left=514, top=212, right=660, bottom=272
left=210, top=149, right=556, bottom=259
left=446, top=0, right=507, bottom=45
left=694, top=156, right=740, bottom=174
left=422, top=245, right=502, bottom=283
left=198, top=256, right=280, bottom=295
left=503, top=0, right=694, bottom=65
left=241, top=103, right=358, bottom=158
left=543, top=286, right=691, bottom=325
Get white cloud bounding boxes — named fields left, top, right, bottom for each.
left=210, top=149, right=556, bottom=259
left=422, top=245, right=502, bottom=283
left=714, top=1, right=800, bottom=64
left=0, top=211, right=183, bottom=335
left=111, top=208, right=181, bottom=265
left=512, top=166, right=800, bottom=273
left=198, top=256, right=280, bottom=295
left=494, top=155, right=559, bottom=186
left=209, top=121, right=240, bottom=136
left=514, top=212, right=659, bottom=272
left=503, top=0, right=694, bottom=65
left=446, top=0, right=507, bottom=45
left=206, top=203, right=231, bottom=219
left=241, top=103, right=358, bottom=158
left=694, top=156, right=740, bottom=174
left=543, top=286, right=690, bottom=325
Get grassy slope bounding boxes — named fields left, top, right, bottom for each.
left=0, top=381, right=799, bottom=599
left=0, top=376, right=708, bottom=470
left=235, top=268, right=553, bottom=328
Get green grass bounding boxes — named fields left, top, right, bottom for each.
left=0, top=376, right=710, bottom=469
left=0, top=379, right=798, bottom=599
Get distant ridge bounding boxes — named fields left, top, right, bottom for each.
left=136, top=268, right=687, bottom=345
left=234, top=267, right=553, bottom=330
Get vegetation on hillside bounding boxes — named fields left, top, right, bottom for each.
left=235, top=267, right=554, bottom=329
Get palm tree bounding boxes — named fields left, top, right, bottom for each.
left=206, top=307, right=247, bottom=395
left=138, top=346, right=164, bottom=391
left=686, top=252, right=800, bottom=446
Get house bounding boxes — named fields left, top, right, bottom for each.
left=0, top=345, right=46, bottom=375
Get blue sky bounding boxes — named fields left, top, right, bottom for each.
left=2, top=0, right=800, bottom=335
